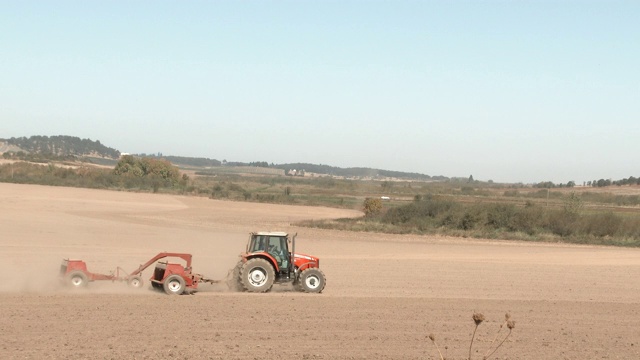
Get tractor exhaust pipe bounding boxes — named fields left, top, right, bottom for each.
left=291, top=233, right=297, bottom=279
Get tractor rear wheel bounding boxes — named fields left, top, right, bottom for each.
left=240, top=258, right=275, bottom=293
left=226, top=261, right=243, bottom=292
left=163, top=275, right=186, bottom=295
left=296, top=268, right=326, bottom=293
left=127, top=275, right=144, bottom=289
left=66, top=271, right=89, bottom=288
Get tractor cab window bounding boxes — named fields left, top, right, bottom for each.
left=267, top=236, right=289, bottom=270
left=248, top=235, right=267, bottom=252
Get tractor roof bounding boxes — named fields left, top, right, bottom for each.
left=253, top=231, right=288, bottom=237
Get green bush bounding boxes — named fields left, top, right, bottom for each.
left=344, top=193, right=640, bottom=246
left=458, top=211, right=482, bottom=230
left=581, top=212, right=622, bottom=238
left=382, top=198, right=458, bottom=224
left=486, top=204, right=518, bottom=231
left=511, top=206, right=545, bottom=235
left=363, top=198, right=383, bottom=217
left=546, top=210, right=579, bottom=237
left=503, top=190, right=520, bottom=197
left=114, top=155, right=182, bottom=186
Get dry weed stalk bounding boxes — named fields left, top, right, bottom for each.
left=468, top=312, right=485, bottom=360
left=483, top=319, right=515, bottom=360
left=428, top=312, right=516, bottom=360
left=428, top=333, right=444, bottom=360
left=482, top=313, right=511, bottom=359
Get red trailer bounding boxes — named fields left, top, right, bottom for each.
left=60, top=252, right=218, bottom=295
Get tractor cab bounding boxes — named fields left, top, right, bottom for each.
left=246, top=231, right=290, bottom=276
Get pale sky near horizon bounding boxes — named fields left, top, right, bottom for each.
left=1, top=1, right=638, bottom=184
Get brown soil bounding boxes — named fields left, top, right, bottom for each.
left=1, top=183, right=639, bottom=360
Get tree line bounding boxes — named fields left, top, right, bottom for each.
left=533, top=177, right=640, bottom=189
left=2, top=136, right=120, bottom=158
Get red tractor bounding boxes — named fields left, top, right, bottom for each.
left=227, top=232, right=326, bottom=293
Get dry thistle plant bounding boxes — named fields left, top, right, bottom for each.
left=469, top=312, right=485, bottom=359
left=427, top=333, right=444, bottom=360
left=483, top=313, right=511, bottom=359
left=483, top=317, right=515, bottom=360
left=427, top=312, right=516, bottom=360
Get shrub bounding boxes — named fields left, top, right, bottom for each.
left=486, top=204, right=518, bottom=231
left=503, top=189, right=519, bottom=197
left=582, top=212, right=622, bottom=238
left=381, top=197, right=458, bottom=225
left=546, top=210, right=579, bottom=237
left=458, top=210, right=482, bottom=230
left=113, top=155, right=181, bottom=186
left=363, top=198, right=383, bottom=217
left=563, top=192, right=584, bottom=215
left=512, top=206, right=545, bottom=235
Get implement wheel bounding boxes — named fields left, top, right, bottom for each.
left=240, top=258, right=275, bottom=293
left=296, top=268, right=326, bottom=293
left=163, top=275, right=185, bottom=295
left=127, top=275, right=144, bottom=289
left=66, top=271, right=89, bottom=288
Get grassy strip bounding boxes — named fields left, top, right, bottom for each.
left=298, top=197, right=640, bottom=247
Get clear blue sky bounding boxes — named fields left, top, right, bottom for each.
left=1, top=1, right=638, bottom=184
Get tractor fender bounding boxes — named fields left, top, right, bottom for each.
left=292, top=252, right=319, bottom=271
left=245, top=253, right=279, bottom=273
left=296, top=261, right=317, bottom=272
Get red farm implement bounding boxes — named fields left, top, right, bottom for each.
left=60, top=252, right=219, bottom=295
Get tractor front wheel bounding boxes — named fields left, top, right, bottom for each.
left=66, top=271, right=89, bottom=288
left=240, top=258, right=275, bottom=293
left=296, top=268, right=326, bottom=293
left=163, top=275, right=186, bottom=295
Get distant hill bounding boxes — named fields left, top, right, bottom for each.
left=1, top=135, right=120, bottom=159
left=1, top=135, right=438, bottom=181
left=134, top=156, right=437, bottom=181
left=139, top=154, right=221, bottom=167
left=2, top=135, right=636, bottom=186
left=272, top=163, right=443, bottom=181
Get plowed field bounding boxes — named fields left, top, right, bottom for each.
left=1, top=183, right=639, bottom=359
